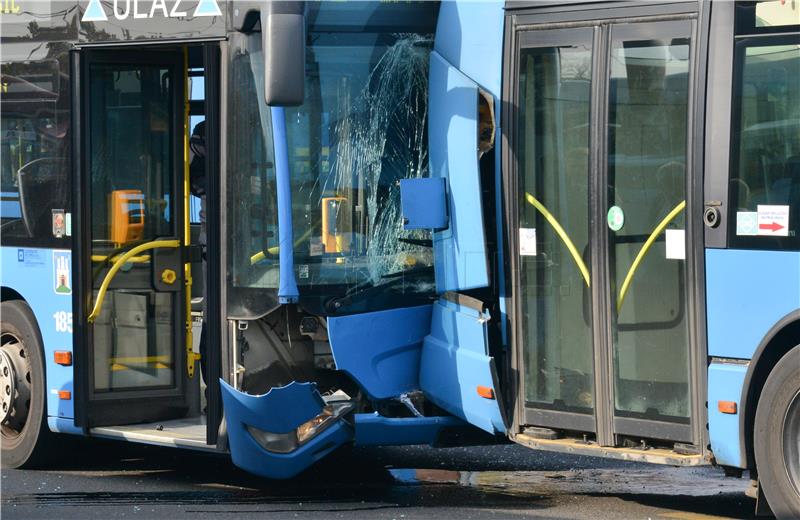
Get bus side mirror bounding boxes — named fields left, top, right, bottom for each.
left=262, top=2, right=305, bottom=106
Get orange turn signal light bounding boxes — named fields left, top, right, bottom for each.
left=54, top=351, right=72, bottom=366
left=58, top=390, right=71, bottom=400
left=718, top=400, right=737, bottom=415
left=477, top=386, right=495, bottom=399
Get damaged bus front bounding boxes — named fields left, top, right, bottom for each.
left=219, top=1, right=481, bottom=478
left=0, top=0, right=499, bottom=482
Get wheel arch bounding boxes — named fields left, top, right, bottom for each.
left=1, top=286, right=26, bottom=303
left=740, top=310, right=800, bottom=471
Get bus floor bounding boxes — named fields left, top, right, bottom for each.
left=90, top=416, right=215, bottom=452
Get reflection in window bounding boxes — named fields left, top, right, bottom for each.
left=756, top=0, right=800, bottom=28
left=729, top=43, right=800, bottom=246
left=284, top=31, right=434, bottom=300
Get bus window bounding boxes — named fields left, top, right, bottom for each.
left=283, top=17, right=434, bottom=313
left=0, top=59, right=69, bottom=243
left=728, top=40, right=800, bottom=248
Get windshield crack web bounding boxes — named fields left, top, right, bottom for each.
left=322, top=34, right=434, bottom=290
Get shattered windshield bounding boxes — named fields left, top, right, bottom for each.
left=282, top=29, right=435, bottom=301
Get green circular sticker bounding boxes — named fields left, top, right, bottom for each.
left=607, top=205, right=625, bottom=231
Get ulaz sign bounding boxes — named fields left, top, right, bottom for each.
left=82, top=0, right=222, bottom=22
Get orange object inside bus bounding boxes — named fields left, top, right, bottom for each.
left=110, top=189, right=145, bottom=246
left=321, top=196, right=351, bottom=254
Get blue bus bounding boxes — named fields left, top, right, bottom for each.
left=1, top=0, right=799, bottom=516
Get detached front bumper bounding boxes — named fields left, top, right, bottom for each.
left=220, top=380, right=352, bottom=479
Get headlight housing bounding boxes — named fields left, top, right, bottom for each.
left=247, top=400, right=354, bottom=454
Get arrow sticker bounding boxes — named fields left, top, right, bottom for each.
left=759, top=221, right=784, bottom=232
left=757, top=205, right=790, bottom=237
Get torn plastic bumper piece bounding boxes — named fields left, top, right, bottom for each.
left=353, top=412, right=465, bottom=446
left=220, top=380, right=352, bottom=479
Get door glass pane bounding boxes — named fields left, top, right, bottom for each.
left=608, top=26, right=691, bottom=422
left=89, top=62, right=176, bottom=392
left=518, top=33, right=594, bottom=413
left=225, top=33, right=281, bottom=319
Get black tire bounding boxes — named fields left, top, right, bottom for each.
left=754, top=345, right=800, bottom=519
left=1, top=300, right=53, bottom=468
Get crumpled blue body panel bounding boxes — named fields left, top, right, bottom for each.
left=429, top=51, right=490, bottom=292
left=328, top=305, right=433, bottom=400
left=220, top=380, right=352, bottom=479
left=419, top=299, right=505, bottom=435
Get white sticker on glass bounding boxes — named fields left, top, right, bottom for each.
left=519, top=227, right=537, bottom=256
left=665, top=229, right=686, bottom=260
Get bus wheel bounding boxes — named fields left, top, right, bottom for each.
left=1, top=300, right=52, bottom=469
left=754, top=345, right=800, bottom=519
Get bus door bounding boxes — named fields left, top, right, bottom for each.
left=507, top=7, right=702, bottom=449
left=75, top=49, right=190, bottom=427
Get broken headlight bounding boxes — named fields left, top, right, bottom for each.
left=246, top=400, right=354, bottom=454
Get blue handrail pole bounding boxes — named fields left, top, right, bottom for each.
left=271, top=106, right=300, bottom=303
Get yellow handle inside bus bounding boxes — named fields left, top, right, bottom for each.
left=91, top=254, right=150, bottom=264
left=616, top=200, right=686, bottom=313
left=249, top=219, right=320, bottom=265
left=87, top=239, right=181, bottom=323
left=524, top=192, right=591, bottom=288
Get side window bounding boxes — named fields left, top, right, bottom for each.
left=728, top=4, right=800, bottom=249
left=0, top=58, right=70, bottom=244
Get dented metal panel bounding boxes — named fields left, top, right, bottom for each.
left=419, top=299, right=505, bottom=435
left=327, top=305, right=432, bottom=401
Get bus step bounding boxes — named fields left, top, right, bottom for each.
left=514, top=432, right=708, bottom=467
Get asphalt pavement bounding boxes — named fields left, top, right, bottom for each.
left=2, top=436, right=756, bottom=519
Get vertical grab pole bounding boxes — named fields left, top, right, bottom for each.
left=271, top=106, right=300, bottom=303
left=183, top=47, right=197, bottom=377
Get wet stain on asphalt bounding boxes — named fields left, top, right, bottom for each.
left=1, top=442, right=756, bottom=519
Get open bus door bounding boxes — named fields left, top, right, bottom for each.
left=73, top=49, right=193, bottom=428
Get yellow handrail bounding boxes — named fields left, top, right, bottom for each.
left=616, top=200, right=686, bottom=313
left=91, top=254, right=151, bottom=264
left=87, top=239, right=180, bottom=323
left=524, top=192, right=590, bottom=287
left=183, top=47, right=199, bottom=378
left=249, top=222, right=317, bottom=265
